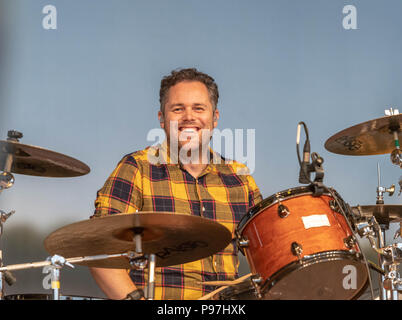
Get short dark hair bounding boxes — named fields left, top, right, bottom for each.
left=159, top=68, right=219, bottom=114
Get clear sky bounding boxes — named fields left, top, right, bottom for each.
left=1, top=0, right=401, bottom=297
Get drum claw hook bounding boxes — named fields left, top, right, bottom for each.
left=291, top=242, right=304, bottom=263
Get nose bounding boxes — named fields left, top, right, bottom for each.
left=182, top=106, right=195, bottom=121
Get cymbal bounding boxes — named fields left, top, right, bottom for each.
left=0, top=140, right=90, bottom=177
left=325, top=114, right=402, bottom=155
left=351, top=204, right=402, bottom=223
left=44, top=212, right=232, bottom=268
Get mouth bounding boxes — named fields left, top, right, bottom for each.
left=178, top=126, right=200, bottom=133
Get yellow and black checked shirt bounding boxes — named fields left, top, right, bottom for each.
left=93, top=142, right=262, bottom=300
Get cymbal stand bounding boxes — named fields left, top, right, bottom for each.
left=0, top=253, right=131, bottom=299
left=0, top=131, right=20, bottom=299
left=128, top=228, right=156, bottom=300
left=47, top=255, right=75, bottom=300
left=356, top=216, right=400, bottom=300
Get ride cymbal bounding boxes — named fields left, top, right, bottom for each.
left=44, top=212, right=232, bottom=268
left=325, top=114, right=402, bottom=156
left=0, top=140, right=90, bottom=177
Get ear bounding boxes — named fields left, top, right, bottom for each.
left=158, top=111, right=164, bottom=129
left=213, top=109, right=219, bottom=128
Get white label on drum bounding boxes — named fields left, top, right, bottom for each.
left=301, top=214, right=330, bottom=229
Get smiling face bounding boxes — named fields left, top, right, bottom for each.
left=158, top=81, right=219, bottom=156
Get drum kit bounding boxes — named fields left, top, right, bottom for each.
left=0, top=109, right=402, bottom=300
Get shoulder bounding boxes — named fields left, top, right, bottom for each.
left=118, top=146, right=154, bottom=167
left=214, top=154, right=252, bottom=176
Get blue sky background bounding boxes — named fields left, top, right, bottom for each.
left=1, top=0, right=401, bottom=298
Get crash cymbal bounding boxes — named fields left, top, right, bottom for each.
left=44, top=212, right=232, bottom=268
left=325, top=114, right=402, bottom=155
left=351, top=204, right=402, bottom=223
left=0, top=140, right=90, bottom=177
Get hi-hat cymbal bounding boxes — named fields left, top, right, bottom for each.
left=351, top=204, right=402, bottom=223
left=0, top=140, right=90, bottom=177
left=44, top=212, right=232, bottom=268
left=325, top=114, right=402, bottom=156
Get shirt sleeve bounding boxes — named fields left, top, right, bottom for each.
left=246, top=174, right=263, bottom=208
left=91, top=155, right=143, bottom=218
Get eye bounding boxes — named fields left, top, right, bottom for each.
left=194, top=106, right=205, bottom=112
left=172, top=107, right=184, bottom=113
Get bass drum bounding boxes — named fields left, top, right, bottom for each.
left=237, top=185, right=368, bottom=300
left=4, top=294, right=105, bottom=300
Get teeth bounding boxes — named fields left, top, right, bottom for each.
left=180, top=128, right=197, bottom=132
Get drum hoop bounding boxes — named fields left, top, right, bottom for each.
left=260, top=250, right=368, bottom=299
left=238, top=185, right=333, bottom=233
left=4, top=293, right=105, bottom=300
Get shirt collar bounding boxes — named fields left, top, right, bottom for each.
left=147, top=140, right=227, bottom=169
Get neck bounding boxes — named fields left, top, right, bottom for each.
left=181, top=162, right=208, bottom=179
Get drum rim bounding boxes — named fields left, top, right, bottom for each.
left=4, top=293, right=105, bottom=300
left=238, top=185, right=334, bottom=233
left=259, top=250, right=369, bottom=300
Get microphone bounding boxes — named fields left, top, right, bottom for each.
left=299, top=139, right=311, bottom=184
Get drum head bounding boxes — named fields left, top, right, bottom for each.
left=262, top=252, right=368, bottom=300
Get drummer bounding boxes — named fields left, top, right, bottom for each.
left=90, top=68, right=262, bottom=300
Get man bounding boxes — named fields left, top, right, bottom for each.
left=90, top=68, right=262, bottom=300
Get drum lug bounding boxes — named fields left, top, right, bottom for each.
left=236, top=232, right=249, bottom=256
left=239, top=239, right=249, bottom=248
left=250, top=274, right=263, bottom=299
left=343, top=235, right=356, bottom=249
left=329, top=199, right=341, bottom=213
left=277, top=204, right=290, bottom=218
left=291, top=242, right=303, bottom=262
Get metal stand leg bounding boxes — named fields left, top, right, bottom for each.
left=47, top=255, right=74, bottom=300
left=147, top=254, right=156, bottom=300
left=0, top=250, right=4, bottom=300
left=377, top=227, right=399, bottom=300
left=377, top=227, right=389, bottom=300
left=50, top=266, right=61, bottom=300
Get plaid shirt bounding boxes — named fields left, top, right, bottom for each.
left=93, top=142, right=262, bottom=300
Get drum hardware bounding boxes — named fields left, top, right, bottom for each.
left=129, top=254, right=148, bottom=270
left=394, top=223, right=401, bottom=240
left=129, top=226, right=157, bottom=300
left=296, top=121, right=325, bottom=196
left=0, top=172, right=14, bottom=192
left=235, top=229, right=249, bottom=256
left=343, top=235, right=357, bottom=249
left=250, top=274, right=263, bottom=299
left=329, top=199, right=341, bottom=213
left=46, top=255, right=75, bottom=300
left=354, top=214, right=401, bottom=299
left=277, top=203, right=290, bottom=218
left=0, top=209, right=16, bottom=299
left=290, top=242, right=303, bottom=262
left=0, top=130, right=92, bottom=300
left=376, top=163, right=395, bottom=207
left=237, top=238, right=249, bottom=249
left=0, top=253, right=129, bottom=300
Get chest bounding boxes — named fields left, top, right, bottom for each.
left=141, top=164, right=250, bottom=225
